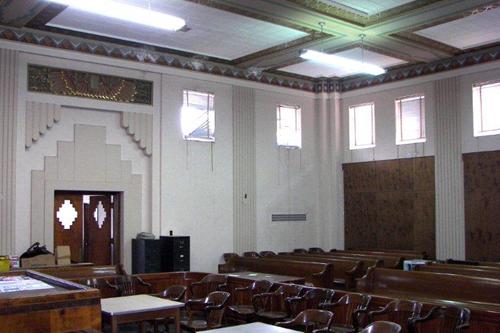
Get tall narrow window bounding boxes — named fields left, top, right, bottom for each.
left=349, top=102, right=375, bottom=150
left=473, top=81, right=500, bottom=137
left=181, top=90, right=215, bottom=142
left=395, top=95, right=426, bottom=144
left=277, top=105, right=301, bottom=148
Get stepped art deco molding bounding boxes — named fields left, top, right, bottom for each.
left=0, top=26, right=498, bottom=93
left=120, top=112, right=153, bottom=156
left=25, top=101, right=61, bottom=148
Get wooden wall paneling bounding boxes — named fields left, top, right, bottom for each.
left=343, top=157, right=435, bottom=256
left=464, top=151, right=500, bottom=261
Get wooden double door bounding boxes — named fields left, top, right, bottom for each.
left=54, top=191, right=121, bottom=265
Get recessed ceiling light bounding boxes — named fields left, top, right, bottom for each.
left=47, top=0, right=186, bottom=31
left=300, top=49, right=386, bottom=76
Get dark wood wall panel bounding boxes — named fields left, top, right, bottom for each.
left=343, top=157, right=436, bottom=258
left=464, top=151, right=500, bottom=262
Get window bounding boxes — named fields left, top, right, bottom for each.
left=277, top=105, right=302, bottom=148
left=473, top=81, right=500, bottom=137
left=349, top=102, right=375, bottom=150
left=395, top=95, right=426, bottom=144
left=181, top=90, right=215, bottom=142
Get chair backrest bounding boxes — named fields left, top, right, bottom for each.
left=277, top=283, right=304, bottom=298
left=113, top=275, right=137, bottom=296
left=369, top=300, right=422, bottom=333
left=243, top=251, right=261, bottom=258
left=223, top=252, right=238, bottom=263
left=190, top=273, right=228, bottom=299
left=161, top=285, right=187, bottom=301
left=408, top=306, right=471, bottom=333
left=332, top=293, right=371, bottom=326
left=290, top=288, right=335, bottom=317
left=362, top=321, right=402, bottom=333
left=279, top=309, right=334, bottom=333
left=294, top=248, right=308, bottom=254
left=259, top=251, right=276, bottom=257
left=309, top=247, right=325, bottom=253
left=205, top=291, right=231, bottom=328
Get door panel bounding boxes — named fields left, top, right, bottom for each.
left=85, top=195, right=112, bottom=265
left=54, top=193, right=83, bottom=263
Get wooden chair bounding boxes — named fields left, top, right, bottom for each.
left=367, top=300, right=422, bottom=333
left=361, top=321, right=402, bottom=333
left=253, top=284, right=303, bottom=324
left=277, top=309, right=334, bottom=333
left=105, top=275, right=151, bottom=296
left=309, top=247, right=325, bottom=253
left=259, top=251, right=276, bottom=257
left=294, top=248, right=309, bottom=254
left=320, top=293, right=371, bottom=332
left=408, top=306, right=470, bottom=333
left=227, top=280, right=273, bottom=323
left=287, top=288, right=335, bottom=318
left=153, top=285, right=188, bottom=332
left=222, top=253, right=238, bottom=263
left=243, top=251, right=261, bottom=258
left=181, top=291, right=231, bottom=332
left=189, top=274, right=228, bottom=300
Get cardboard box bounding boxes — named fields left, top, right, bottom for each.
left=21, top=254, right=56, bottom=268
left=55, top=246, right=71, bottom=266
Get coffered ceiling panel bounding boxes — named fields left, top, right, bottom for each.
left=46, top=0, right=308, bottom=60
left=415, top=7, right=500, bottom=49
left=318, top=0, right=416, bottom=15
left=278, top=47, right=407, bottom=78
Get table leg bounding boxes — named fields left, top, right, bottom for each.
left=111, top=318, right=118, bottom=333
left=174, top=308, right=181, bottom=333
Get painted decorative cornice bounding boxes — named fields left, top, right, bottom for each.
left=0, top=26, right=316, bottom=92
left=339, top=46, right=500, bottom=92
left=0, top=26, right=499, bottom=94
left=25, top=101, right=61, bottom=148
left=121, top=112, right=153, bottom=156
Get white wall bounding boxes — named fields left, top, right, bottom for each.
left=255, top=90, right=320, bottom=252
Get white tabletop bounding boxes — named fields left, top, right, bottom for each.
left=101, top=294, right=184, bottom=315
left=203, top=322, right=301, bottom=333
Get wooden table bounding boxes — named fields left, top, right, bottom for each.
left=101, top=294, right=183, bottom=333
left=203, top=322, right=301, bottom=332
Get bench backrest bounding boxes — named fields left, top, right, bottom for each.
left=266, top=254, right=364, bottom=290
left=357, top=267, right=500, bottom=304
left=414, top=263, right=500, bottom=279
left=34, top=264, right=125, bottom=279
left=218, top=256, right=334, bottom=288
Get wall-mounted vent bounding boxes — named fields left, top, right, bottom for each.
left=272, top=214, right=307, bottom=222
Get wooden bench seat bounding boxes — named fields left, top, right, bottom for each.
left=357, top=267, right=500, bottom=305
left=264, top=254, right=365, bottom=290
left=218, top=255, right=334, bottom=288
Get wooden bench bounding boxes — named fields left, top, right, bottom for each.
left=218, top=255, right=334, bottom=288
left=332, top=248, right=426, bottom=260
left=357, top=267, right=500, bottom=305
left=321, top=252, right=404, bottom=269
left=264, top=254, right=365, bottom=290
left=414, top=263, right=500, bottom=279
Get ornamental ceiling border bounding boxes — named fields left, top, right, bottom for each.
left=0, top=26, right=499, bottom=93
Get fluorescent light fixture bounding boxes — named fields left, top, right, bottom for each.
left=300, top=49, right=386, bottom=76
left=47, top=0, right=185, bottom=31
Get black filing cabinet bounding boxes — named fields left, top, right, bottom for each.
left=161, top=236, right=190, bottom=271
left=132, top=239, right=163, bottom=274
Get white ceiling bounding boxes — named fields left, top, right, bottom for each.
left=318, top=0, right=415, bottom=16
left=415, top=7, right=500, bottom=49
left=47, top=0, right=307, bottom=60
left=278, top=47, right=406, bottom=78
